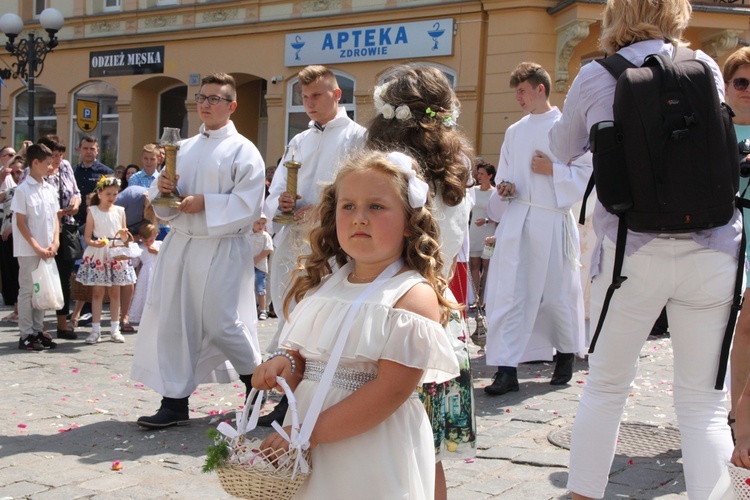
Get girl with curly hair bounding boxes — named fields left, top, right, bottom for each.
left=252, top=150, right=460, bottom=499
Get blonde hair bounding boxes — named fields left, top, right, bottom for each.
left=298, top=65, right=339, bottom=89
left=599, top=0, right=691, bottom=55
left=284, top=149, right=457, bottom=324
left=138, top=222, right=158, bottom=240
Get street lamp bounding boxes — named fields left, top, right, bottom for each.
left=0, top=8, right=64, bottom=142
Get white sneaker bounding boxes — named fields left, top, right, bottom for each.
left=85, top=332, right=100, bottom=344
left=111, top=331, right=125, bottom=343
left=258, top=311, right=268, bottom=321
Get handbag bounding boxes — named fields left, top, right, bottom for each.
left=57, top=174, right=83, bottom=261
left=31, top=258, right=64, bottom=310
left=59, top=223, right=83, bottom=261
left=708, top=462, right=750, bottom=500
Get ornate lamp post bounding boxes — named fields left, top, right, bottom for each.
left=0, top=8, right=64, bottom=142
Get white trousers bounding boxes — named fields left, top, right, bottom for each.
left=568, top=237, right=736, bottom=499
left=18, top=256, right=44, bottom=337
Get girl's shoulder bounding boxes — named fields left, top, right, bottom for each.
left=393, top=279, right=440, bottom=323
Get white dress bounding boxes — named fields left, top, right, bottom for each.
left=279, top=266, right=459, bottom=500
left=128, top=240, right=161, bottom=324
left=76, top=205, right=136, bottom=287
left=469, top=187, right=497, bottom=258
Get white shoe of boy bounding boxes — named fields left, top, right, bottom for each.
left=85, top=332, right=100, bottom=344
left=111, top=331, right=125, bottom=343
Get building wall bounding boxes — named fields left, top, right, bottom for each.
left=0, top=0, right=748, bottom=170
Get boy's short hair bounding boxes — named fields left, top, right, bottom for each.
left=142, top=143, right=159, bottom=155
left=201, top=72, right=237, bottom=101
left=138, top=222, right=158, bottom=239
left=510, top=62, right=552, bottom=98
left=298, top=65, right=339, bottom=89
left=26, top=144, right=53, bottom=165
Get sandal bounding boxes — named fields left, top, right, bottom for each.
left=2, top=312, right=18, bottom=322
left=121, top=323, right=135, bottom=333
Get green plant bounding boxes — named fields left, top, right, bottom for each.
left=202, top=428, right=230, bottom=473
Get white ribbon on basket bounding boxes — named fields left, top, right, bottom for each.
left=217, top=258, right=405, bottom=479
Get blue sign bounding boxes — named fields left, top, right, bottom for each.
left=284, top=19, right=454, bottom=66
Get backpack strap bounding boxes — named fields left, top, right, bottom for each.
left=716, top=192, right=750, bottom=389
left=596, top=53, right=635, bottom=80
left=588, top=216, right=629, bottom=353
left=579, top=175, right=595, bottom=225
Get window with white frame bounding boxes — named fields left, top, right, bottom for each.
left=103, top=0, right=121, bottom=12
left=71, top=82, right=119, bottom=167
left=286, top=71, right=355, bottom=143
left=157, top=0, right=179, bottom=5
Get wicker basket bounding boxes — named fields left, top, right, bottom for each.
left=217, top=443, right=311, bottom=499
left=214, top=376, right=311, bottom=499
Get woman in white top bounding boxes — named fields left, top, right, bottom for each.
left=468, top=161, right=497, bottom=306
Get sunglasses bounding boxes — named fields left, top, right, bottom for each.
left=731, top=77, right=750, bottom=92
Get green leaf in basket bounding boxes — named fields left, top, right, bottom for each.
left=203, top=428, right=230, bottom=473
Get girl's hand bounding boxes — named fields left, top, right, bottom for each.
left=732, top=436, right=750, bottom=469
left=116, top=229, right=130, bottom=242
left=475, top=217, right=486, bottom=227
left=252, top=357, right=293, bottom=391
left=260, top=427, right=292, bottom=465
left=147, top=245, right=159, bottom=255
left=91, top=238, right=108, bottom=248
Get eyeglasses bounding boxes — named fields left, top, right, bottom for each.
left=731, top=77, right=750, bottom=92
left=1, top=152, right=15, bottom=158
left=195, top=94, right=233, bottom=105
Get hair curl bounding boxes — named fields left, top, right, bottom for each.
left=284, top=149, right=458, bottom=324
left=366, top=64, right=472, bottom=207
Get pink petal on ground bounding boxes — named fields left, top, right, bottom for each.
left=465, top=458, right=475, bottom=463
left=134, top=383, right=144, bottom=388
left=71, top=368, right=80, bottom=373
left=17, top=423, right=26, bottom=428
left=111, top=461, right=123, bottom=471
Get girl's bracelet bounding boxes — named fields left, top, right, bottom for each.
left=268, top=350, right=296, bottom=375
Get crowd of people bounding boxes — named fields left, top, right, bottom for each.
left=7, top=0, right=750, bottom=496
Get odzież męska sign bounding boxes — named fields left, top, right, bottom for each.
left=90, top=46, right=164, bottom=77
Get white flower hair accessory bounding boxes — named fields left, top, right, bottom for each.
left=373, top=83, right=413, bottom=122
left=385, top=151, right=428, bottom=208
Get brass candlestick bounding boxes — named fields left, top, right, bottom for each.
left=273, top=153, right=302, bottom=225
left=152, top=127, right=183, bottom=208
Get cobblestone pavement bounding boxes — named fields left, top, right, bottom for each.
left=0, top=306, right=693, bottom=499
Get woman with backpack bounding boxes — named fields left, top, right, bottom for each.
left=549, top=0, right=740, bottom=498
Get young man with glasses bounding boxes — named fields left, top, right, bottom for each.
left=132, top=72, right=266, bottom=428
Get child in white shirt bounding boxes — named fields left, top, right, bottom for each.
left=249, top=215, right=273, bottom=320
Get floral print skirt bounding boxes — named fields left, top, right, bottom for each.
left=418, top=311, right=477, bottom=461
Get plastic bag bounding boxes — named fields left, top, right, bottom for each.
left=31, top=258, right=64, bottom=310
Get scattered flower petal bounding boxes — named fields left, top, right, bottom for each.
left=111, top=461, right=123, bottom=471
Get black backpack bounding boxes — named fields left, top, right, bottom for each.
left=583, top=47, right=745, bottom=389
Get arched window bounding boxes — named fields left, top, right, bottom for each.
left=286, top=70, right=355, bottom=143
left=71, top=82, right=119, bottom=167
left=13, top=86, right=56, bottom=149
left=159, top=85, right=188, bottom=139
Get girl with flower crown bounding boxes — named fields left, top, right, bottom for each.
left=366, top=63, right=476, bottom=499
left=76, top=175, right=136, bottom=344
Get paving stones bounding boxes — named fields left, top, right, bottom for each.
left=0, top=307, right=696, bottom=498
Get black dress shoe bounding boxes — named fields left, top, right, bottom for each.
left=258, top=396, right=288, bottom=427
left=484, top=371, right=519, bottom=395
left=137, top=397, right=190, bottom=428
left=137, top=407, right=190, bottom=428
left=550, top=353, right=575, bottom=386
left=56, top=329, right=77, bottom=340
